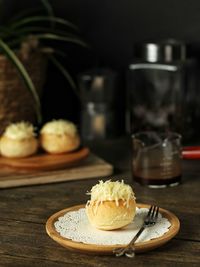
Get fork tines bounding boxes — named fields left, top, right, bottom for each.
left=146, top=205, right=159, bottom=225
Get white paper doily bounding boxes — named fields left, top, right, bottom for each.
left=54, top=207, right=171, bottom=245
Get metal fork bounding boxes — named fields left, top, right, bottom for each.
left=113, top=205, right=159, bottom=258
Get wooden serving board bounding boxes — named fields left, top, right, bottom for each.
left=0, top=153, right=113, bottom=188
left=0, top=147, right=89, bottom=171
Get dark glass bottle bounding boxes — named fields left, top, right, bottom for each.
left=127, top=39, right=198, bottom=142
left=78, top=68, right=119, bottom=140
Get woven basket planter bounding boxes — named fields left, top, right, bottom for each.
left=0, top=51, right=47, bottom=134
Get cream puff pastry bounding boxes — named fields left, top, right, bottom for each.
left=0, top=122, right=38, bottom=158
left=86, top=180, right=136, bottom=230
left=40, top=119, right=80, bottom=154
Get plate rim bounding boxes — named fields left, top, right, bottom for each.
left=46, top=203, right=180, bottom=255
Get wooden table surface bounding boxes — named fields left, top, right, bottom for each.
left=0, top=138, right=200, bottom=267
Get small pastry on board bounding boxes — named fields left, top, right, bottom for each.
left=86, top=180, right=136, bottom=230
left=0, top=122, right=38, bottom=158
left=40, top=119, right=80, bottom=154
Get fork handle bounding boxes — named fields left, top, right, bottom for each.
left=128, top=225, right=145, bottom=247
left=114, top=225, right=146, bottom=257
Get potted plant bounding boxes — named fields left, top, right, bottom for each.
left=0, top=0, right=87, bottom=133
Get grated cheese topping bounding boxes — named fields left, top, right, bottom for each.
left=40, top=119, right=77, bottom=136
left=3, top=122, right=36, bottom=140
left=87, top=180, right=135, bottom=206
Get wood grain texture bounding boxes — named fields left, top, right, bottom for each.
left=0, top=153, right=113, bottom=188
left=0, top=147, right=89, bottom=170
left=0, top=137, right=200, bottom=267
left=46, top=203, right=180, bottom=255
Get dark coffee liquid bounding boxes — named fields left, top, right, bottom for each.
left=133, top=175, right=181, bottom=186
left=132, top=137, right=182, bottom=187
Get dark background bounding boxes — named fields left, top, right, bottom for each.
left=2, top=0, right=200, bottom=135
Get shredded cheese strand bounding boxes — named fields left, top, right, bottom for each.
left=87, top=180, right=135, bottom=206
left=3, top=122, right=36, bottom=140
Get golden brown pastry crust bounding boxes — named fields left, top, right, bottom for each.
left=0, top=136, right=38, bottom=158
left=86, top=198, right=136, bottom=230
left=40, top=133, right=80, bottom=154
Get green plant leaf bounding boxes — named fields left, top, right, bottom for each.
left=6, top=32, right=89, bottom=50
left=9, top=0, right=54, bottom=23
left=41, top=47, right=67, bottom=58
left=10, top=16, right=78, bottom=31
left=48, top=54, right=80, bottom=99
left=34, top=33, right=89, bottom=48
left=40, top=0, right=54, bottom=18
left=2, top=26, right=76, bottom=39
left=40, top=0, right=55, bottom=28
left=9, top=8, right=44, bottom=23
left=0, top=38, right=42, bottom=124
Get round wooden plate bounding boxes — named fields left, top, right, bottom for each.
left=46, top=203, right=180, bottom=255
left=0, top=147, right=89, bottom=171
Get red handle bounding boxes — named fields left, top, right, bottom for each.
left=182, top=146, right=200, bottom=159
